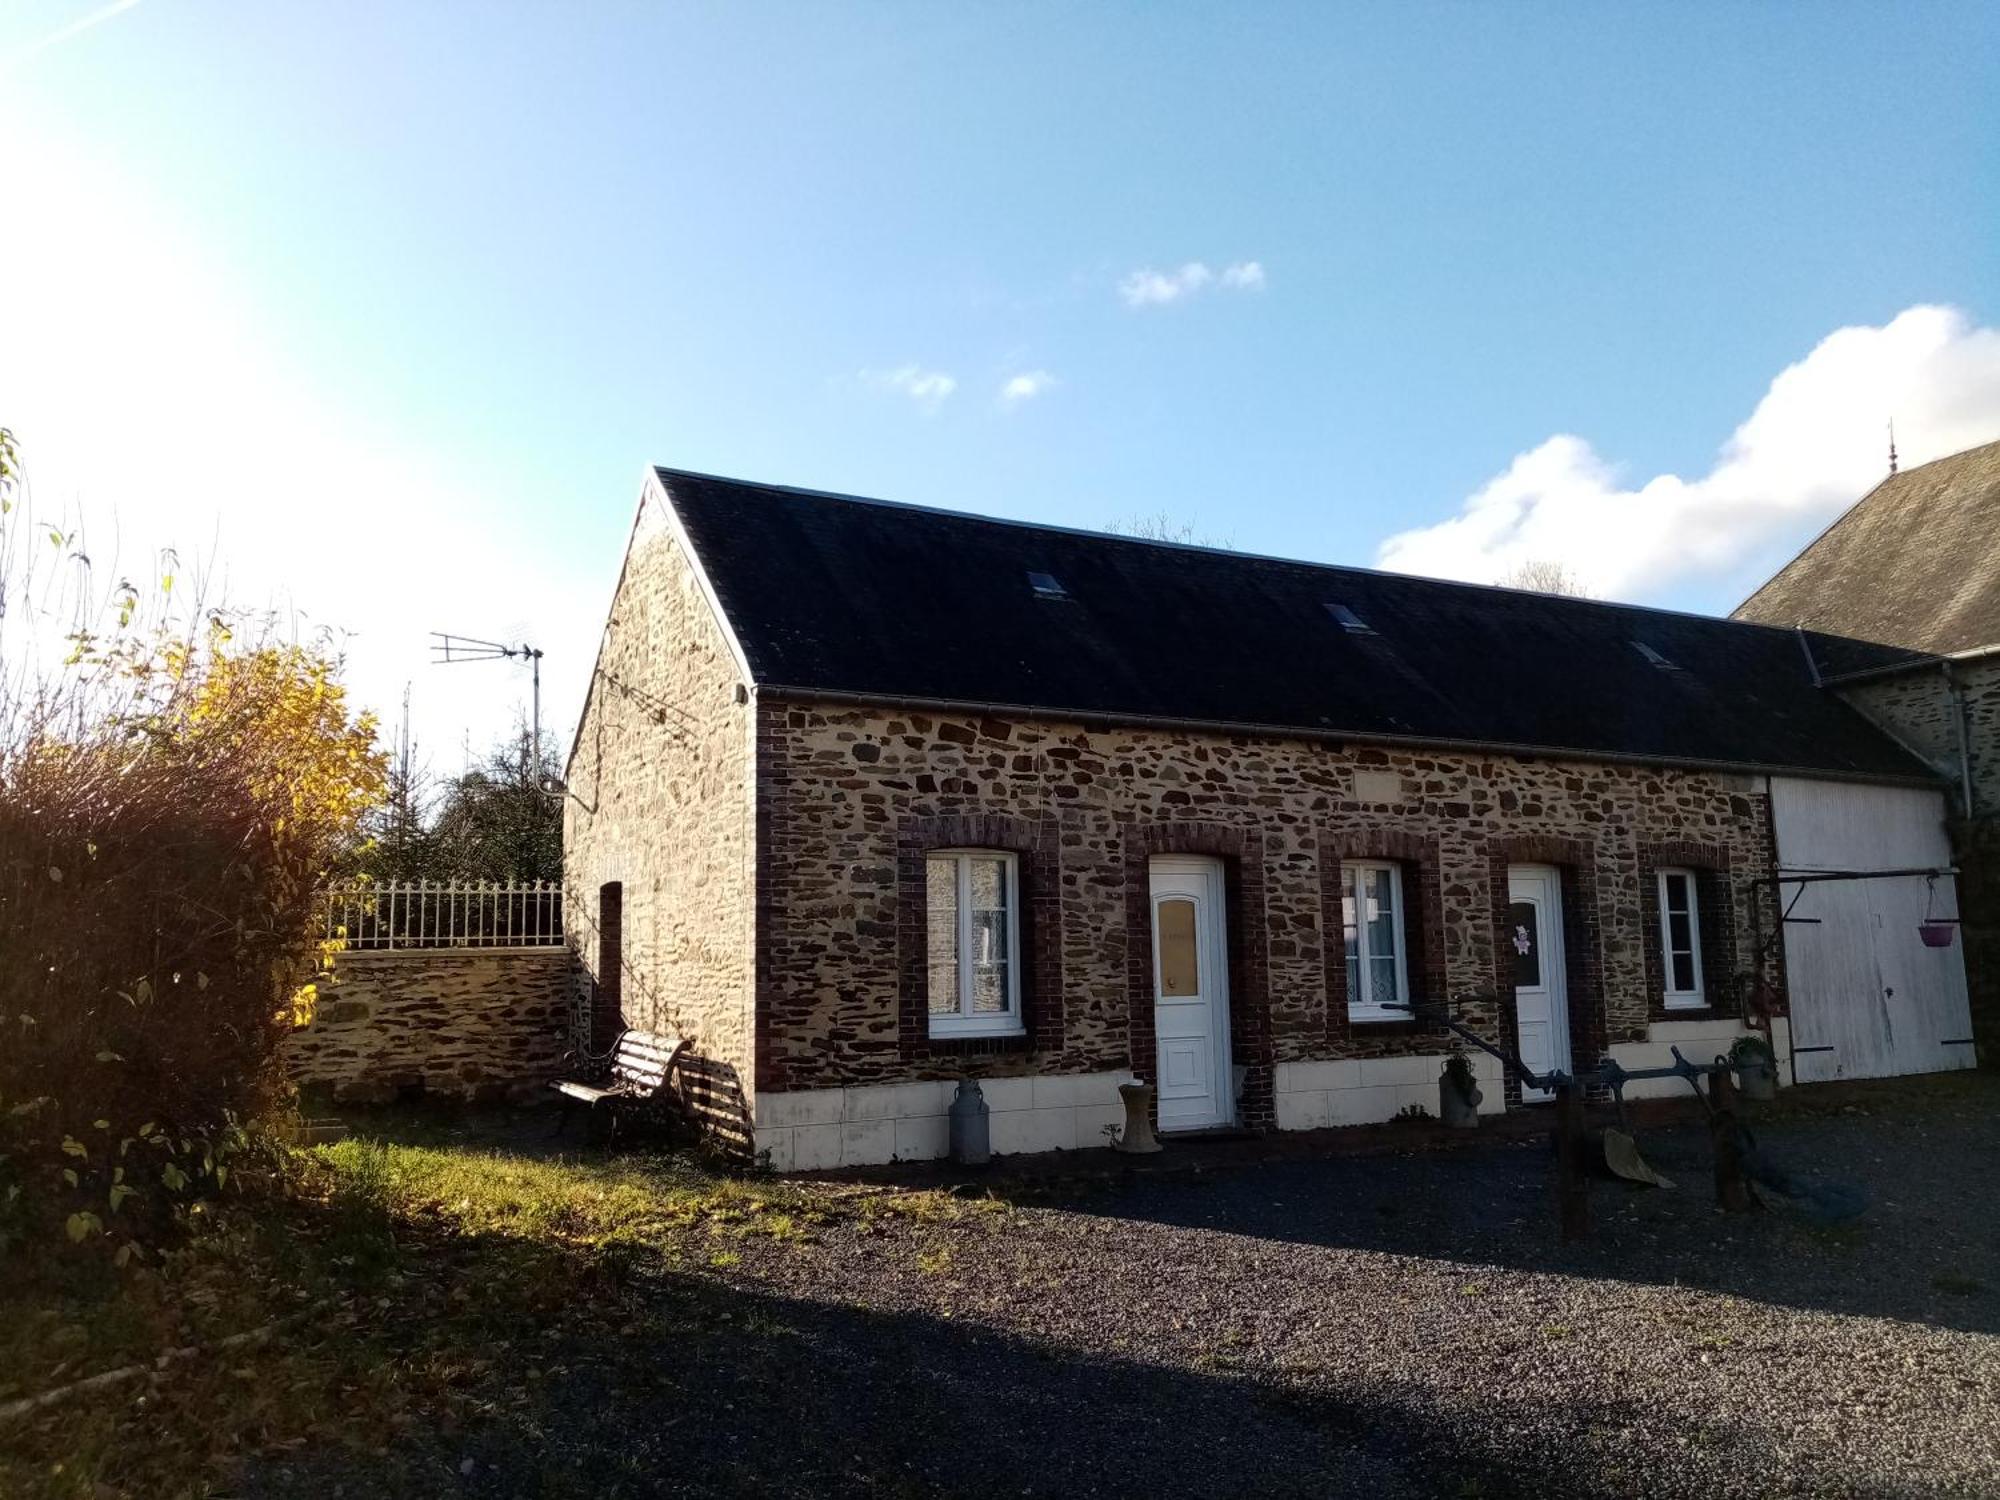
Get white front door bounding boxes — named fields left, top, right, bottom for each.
left=1150, top=856, right=1233, bottom=1132
left=1507, top=864, right=1571, bottom=1102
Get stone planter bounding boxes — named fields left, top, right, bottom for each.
left=1113, top=1082, right=1162, bottom=1154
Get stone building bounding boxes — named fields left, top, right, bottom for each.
left=1736, top=436, right=2000, bottom=1065
left=566, top=467, right=1971, bottom=1167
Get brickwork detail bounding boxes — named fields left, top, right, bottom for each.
left=1634, top=840, right=1739, bottom=1022
left=1121, top=821, right=1274, bottom=1130
left=1486, top=834, right=1605, bottom=1107
left=1320, top=828, right=1448, bottom=1043
left=894, top=813, right=1064, bottom=1060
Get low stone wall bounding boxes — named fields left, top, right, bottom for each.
left=753, top=1070, right=1138, bottom=1170
left=285, top=948, right=575, bottom=1105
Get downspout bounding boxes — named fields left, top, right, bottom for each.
left=1794, top=625, right=1823, bottom=688
left=1944, top=661, right=1976, bottom=819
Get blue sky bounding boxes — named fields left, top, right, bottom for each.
left=3, top=2, right=1998, bottom=761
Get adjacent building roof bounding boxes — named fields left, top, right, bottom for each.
left=655, top=466, right=1933, bottom=783
left=1734, top=438, right=2000, bottom=655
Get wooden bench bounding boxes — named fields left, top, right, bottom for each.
left=552, top=1028, right=686, bottom=1142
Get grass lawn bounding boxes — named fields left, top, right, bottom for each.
left=0, top=1116, right=992, bottom=1498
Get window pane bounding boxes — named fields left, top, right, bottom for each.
left=971, top=963, right=1010, bottom=1013
left=1157, top=897, right=1199, bottom=997
left=1508, top=901, right=1541, bottom=988
left=968, top=856, right=1007, bottom=911
left=1364, top=868, right=1399, bottom=963
left=1663, top=871, right=1691, bottom=915
left=972, top=906, right=1009, bottom=970
left=1671, top=951, right=1697, bottom=993
left=1345, top=951, right=1362, bottom=1005
left=926, top=858, right=959, bottom=1014
left=1369, top=955, right=1401, bottom=1009
left=1668, top=910, right=1694, bottom=960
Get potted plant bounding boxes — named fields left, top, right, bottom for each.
left=1438, top=1049, right=1482, bottom=1129
left=1729, top=1033, right=1778, bottom=1101
left=1919, top=919, right=1957, bottom=948
left=1919, top=875, right=1957, bottom=947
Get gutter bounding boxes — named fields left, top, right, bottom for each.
left=753, top=683, right=1946, bottom=791
left=1946, top=660, right=1977, bottom=817
left=1818, top=640, right=2000, bottom=688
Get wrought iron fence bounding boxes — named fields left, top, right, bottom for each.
left=321, top=880, right=565, bottom=951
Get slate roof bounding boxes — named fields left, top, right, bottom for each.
left=655, top=467, right=1934, bottom=783
left=1734, top=439, right=2000, bottom=655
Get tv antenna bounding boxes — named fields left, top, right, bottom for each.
left=431, top=632, right=545, bottom=773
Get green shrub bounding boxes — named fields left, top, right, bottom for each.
left=0, top=428, right=386, bottom=1263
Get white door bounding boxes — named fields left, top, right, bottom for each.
left=1772, top=778, right=1975, bottom=1082
left=1150, top=856, right=1233, bottom=1132
left=1507, top=865, right=1571, bottom=1102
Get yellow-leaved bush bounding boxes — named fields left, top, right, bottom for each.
left=0, top=617, right=387, bottom=1260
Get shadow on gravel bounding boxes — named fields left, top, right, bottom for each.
left=1002, top=1099, right=2000, bottom=1339
left=238, top=1259, right=1815, bottom=1500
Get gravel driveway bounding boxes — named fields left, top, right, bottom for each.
left=245, top=1075, right=2000, bottom=1498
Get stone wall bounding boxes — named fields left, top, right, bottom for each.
left=564, top=482, right=757, bottom=1148
left=753, top=702, right=1787, bottom=1126
left=285, top=949, right=572, bottom=1104
left=1839, top=656, right=2000, bottom=817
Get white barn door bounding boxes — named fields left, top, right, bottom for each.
left=1771, top=778, right=1976, bottom=1083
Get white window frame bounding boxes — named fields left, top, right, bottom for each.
left=925, top=849, right=1025, bottom=1038
left=1657, top=866, right=1706, bottom=1010
left=1343, top=860, right=1411, bottom=1022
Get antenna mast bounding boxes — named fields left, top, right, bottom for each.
left=430, top=632, right=545, bottom=774
left=1888, top=418, right=1899, bottom=476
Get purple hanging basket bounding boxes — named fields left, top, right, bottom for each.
left=1919, top=920, right=1957, bottom=948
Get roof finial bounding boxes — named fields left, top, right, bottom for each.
left=1888, top=417, right=1898, bottom=475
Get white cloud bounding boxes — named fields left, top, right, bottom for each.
left=1120, top=262, right=1214, bottom=307
left=999, top=370, right=1056, bottom=406
left=1119, top=260, right=1265, bottom=307
left=865, top=364, right=957, bottom=413
left=1376, top=305, right=2000, bottom=599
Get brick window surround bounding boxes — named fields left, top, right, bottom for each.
left=1320, top=830, right=1448, bottom=1041
left=896, top=814, right=1063, bottom=1060
left=1636, top=840, right=1738, bottom=1022
left=1123, top=822, right=1274, bottom=1132
left=1487, top=835, right=1607, bottom=1108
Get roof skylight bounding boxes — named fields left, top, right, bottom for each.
left=1324, top=602, right=1376, bottom=634
left=1631, top=641, right=1683, bottom=671
left=1027, top=571, right=1069, bottom=599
